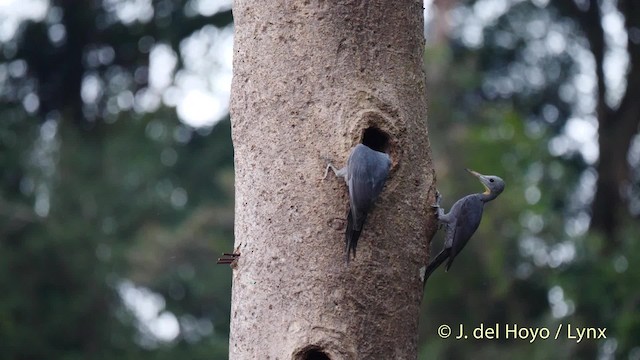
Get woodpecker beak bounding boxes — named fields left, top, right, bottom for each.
left=465, top=168, right=483, bottom=178
left=466, top=168, right=491, bottom=194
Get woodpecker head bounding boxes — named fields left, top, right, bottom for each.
left=466, top=168, right=505, bottom=197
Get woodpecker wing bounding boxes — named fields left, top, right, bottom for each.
left=423, top=247, right=450, bottom=286
left=445, top=195, right=483, bottom=270
left=347, top=145, right=390, bottom=230
left=344, top=144, right=391, bottom=262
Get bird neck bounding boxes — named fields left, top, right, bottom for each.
left=480, top=191, right=499, bottom=202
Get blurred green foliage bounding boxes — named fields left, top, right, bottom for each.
left=420, top=1, right=640, bottom=359
left=1, top=0, right=639, bottom=359
left=1, top=1, right=235, bottom=359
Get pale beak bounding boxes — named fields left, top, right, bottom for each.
left=466, top=168, right=490, bottom=193
left=465, top=168, right=483, bottom=178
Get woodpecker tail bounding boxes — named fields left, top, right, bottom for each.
left=423, top=248, right=450, bottom=288
left=345, top=210, right=363, bottom=264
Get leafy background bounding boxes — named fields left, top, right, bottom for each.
left=0, top=0, right=638, bottom=359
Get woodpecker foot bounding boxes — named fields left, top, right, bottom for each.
left=321, top=163, right=347, bottom=181
left=217, top=252, right=240, bottom=265
left=431, top=190, right=445, bottom=229
left=431, top=190, right=442, bottom=210
left=321, top=163, right=334, bottom=180
left=318, top=154, right=333, bottom=181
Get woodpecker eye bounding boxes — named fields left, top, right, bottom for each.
left=489, top=179, right=495, bottom=183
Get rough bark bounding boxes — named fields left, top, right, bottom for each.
left=229, top=0, right=436, bottom=359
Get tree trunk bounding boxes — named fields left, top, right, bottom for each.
left=229, top=1, right=436, bottom=358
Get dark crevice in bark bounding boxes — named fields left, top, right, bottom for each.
left=362, top=127, right=390, bottom=153
left=294, top=346, right=332, bottom=360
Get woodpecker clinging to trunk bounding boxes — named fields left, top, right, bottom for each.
left=424, top=169, right=505, bottom=285
left=323, top=144, right=392, bottom=264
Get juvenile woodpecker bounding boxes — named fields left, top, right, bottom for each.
left=323, top=144, right=392, bottom=263
left=424, top=169, right=505, bottom=284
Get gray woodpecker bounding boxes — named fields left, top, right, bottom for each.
left=424, top=169, right=505, bottom=285
left=323, top=144, right=392, bottom=263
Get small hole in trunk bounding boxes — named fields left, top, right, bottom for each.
left=294, top=346, right=332, bottom=360
left=362, top=127, right=389, bottom=153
